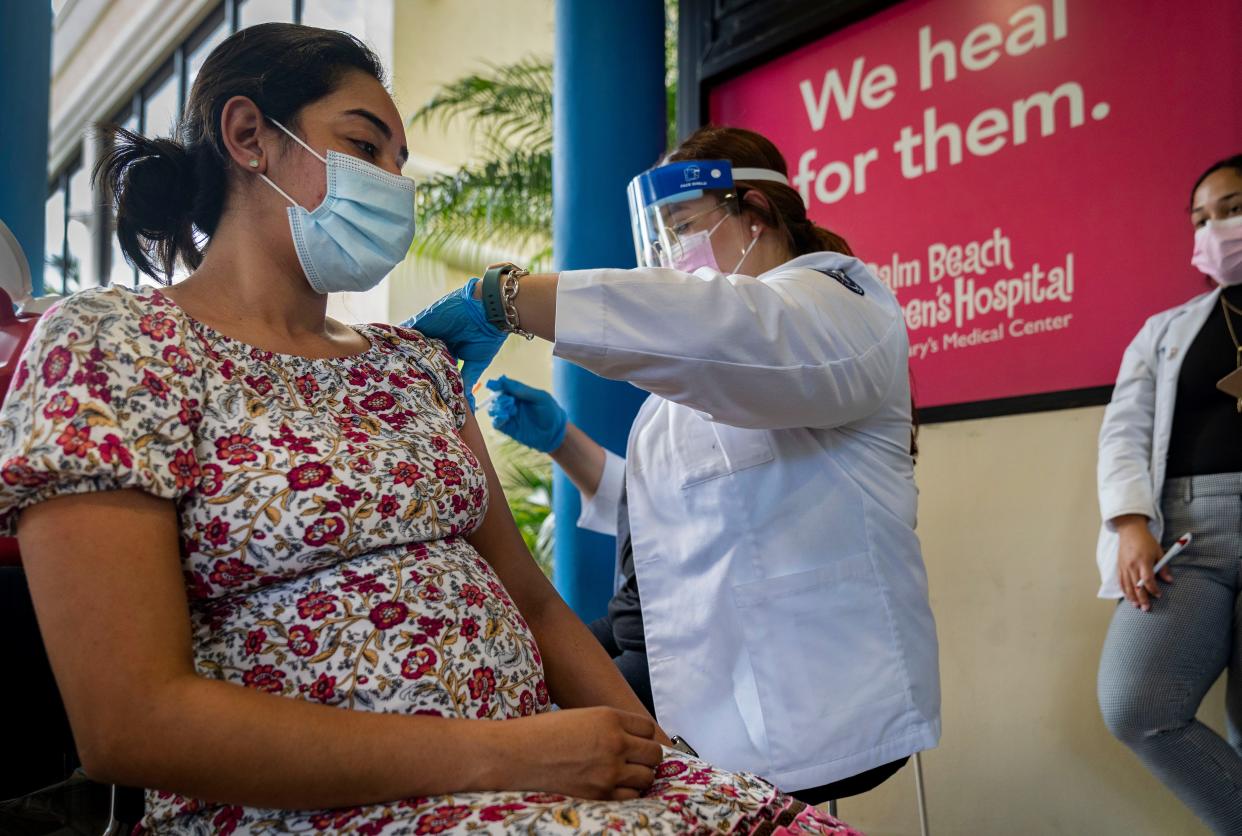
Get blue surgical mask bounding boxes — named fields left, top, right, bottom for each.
left=259, top=117, right=416, bottom=294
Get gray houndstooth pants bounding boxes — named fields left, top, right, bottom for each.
left=1098, top=472, right=1242, bottom=835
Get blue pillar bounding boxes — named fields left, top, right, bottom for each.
left=552, top=0, right=665, bottom=620
left=0, top=0, right=52, bottom=292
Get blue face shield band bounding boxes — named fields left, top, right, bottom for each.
left=626, top=159, right=789, bottom=271
left=259, top=117, right=417, bottom=295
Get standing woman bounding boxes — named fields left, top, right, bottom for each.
left=413, top=126, right=941, bottom=801
left=1097, top=154, right=1242, bottom=833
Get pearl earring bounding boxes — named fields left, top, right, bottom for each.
left=751, top=225, right=760, bottom=235
left=249, top=159, right=260, bottom=168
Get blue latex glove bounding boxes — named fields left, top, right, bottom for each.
left=403, top=277, right=506, bottom=410
left=485, top=376, right=568, bottom=453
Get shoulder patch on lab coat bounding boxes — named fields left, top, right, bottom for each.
left=818, top=268, right=865, bottom=296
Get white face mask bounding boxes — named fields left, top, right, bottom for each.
left=259, top=117, right=416, bottom=295
left=1191, top=215, right=1242, bottom=287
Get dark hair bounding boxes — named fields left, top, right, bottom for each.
left=666, top=125, right=854, bottom=257
left=1189, top=154, right=1242, bottom=209
left=1188, top=154, right=1242, bottom=287
left=94, top=23, right=385, bottom=281
left=667, top=125, right=919, bottom=459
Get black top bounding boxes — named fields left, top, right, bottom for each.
left=605, top=480, right=646, bottom=652
left=1165, top=284, right=1242, bottom=478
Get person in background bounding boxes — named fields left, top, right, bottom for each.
left=1097, top=154, right=1242, bottom=833
left=0, top=24, right=859, bottom=835
left=412, top=126, right=940, bottom=805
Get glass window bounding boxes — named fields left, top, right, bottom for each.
left=108, top=109, right=141, bottom=287
left=186, top=16, right=227, bottom=94
left=44, top=185, right=65, bottom=295
left=301, top=0, right=366, bottom=36
left=238, top=0, right=292, bottom=28
left=65, top=164, right=95, bottom=292
left=143, top=66, right=179, bottom=138
left=64, top=224, right=89, bottom=292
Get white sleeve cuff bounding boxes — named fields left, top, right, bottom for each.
left=1099, top=481, right=1155, bottom=529
left=576, top=448, right=625, bottom=536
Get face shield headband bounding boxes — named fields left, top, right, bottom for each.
left=626, top=160, right=789, bottom=270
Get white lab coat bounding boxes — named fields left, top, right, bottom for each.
left=553, top=252, right=941, bottom=791
left=1096, top=286, right=1222, bottom=598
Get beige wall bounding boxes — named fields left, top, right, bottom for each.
left=391, top=0, right=554, bottom=171
left=836, top=407, right=1221, bottom=836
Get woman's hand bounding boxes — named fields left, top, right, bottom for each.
left=1114, top=514, right=1171, bottom=611
left=404, top=277, right=506, bottom=408
left=495, top=707, right=664, bottom=800
left=485, top=377, right=568, bottom=453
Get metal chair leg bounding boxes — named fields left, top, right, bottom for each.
left=101, top=783, right=122, bottom=836
left=913, top=751, right=930, bottom=836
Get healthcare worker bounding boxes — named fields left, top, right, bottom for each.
left=411, top=126, right=941, bottom=799
left=1096, top=153, right=1242, bottom=834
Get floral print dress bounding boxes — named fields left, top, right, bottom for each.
left=0, top=286, right=860, bottom=836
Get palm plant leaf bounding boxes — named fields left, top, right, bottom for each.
left=411, top=57, right=552, bottom=158
left=495, top=440, right=555, bottom=578
left=414, top=148, right=553, bottom=267
left=409, top=57, right=554, bottom=266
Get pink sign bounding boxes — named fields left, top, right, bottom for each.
left=710, top=0, right=1242, bottom=410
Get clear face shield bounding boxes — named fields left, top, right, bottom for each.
left=626, top=160, right=790, bottom=272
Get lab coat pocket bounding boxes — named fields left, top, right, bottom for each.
left=731, top=554, right=910, bottom=772
left=679, top=422, right=774, bottom=488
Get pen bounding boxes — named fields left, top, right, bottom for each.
left=1137, top=532, right=1192, bottom=589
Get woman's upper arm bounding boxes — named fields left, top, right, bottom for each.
left=1097, top=320, right=1159, bottom=522
left=458, top=412, right=559, bottom=617
left=552, top=261, right=902, bottom=429
left=18, top=489, right=195, bottom=766
left=1099, top=323, right=1158, bottom=454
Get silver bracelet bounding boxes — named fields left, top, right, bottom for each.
left=500, top=268, right=534, bottom=340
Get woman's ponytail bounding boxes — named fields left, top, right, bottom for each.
left=790, top=215, right=853, bottom=258
left=94, top=127, right=206, bottom=281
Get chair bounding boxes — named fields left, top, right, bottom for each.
left=823, top=751, right=930, bottom=836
